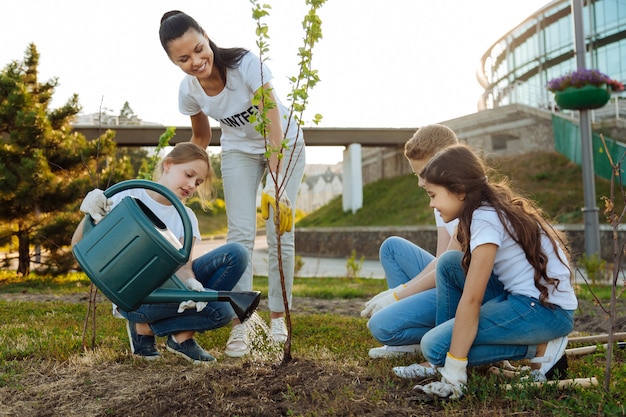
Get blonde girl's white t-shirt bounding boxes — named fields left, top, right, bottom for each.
left=178, top=51, right=302, bottom=154
left=109, top=188, right=201, bottom=242
left=469, top=206, right=577, bottom=310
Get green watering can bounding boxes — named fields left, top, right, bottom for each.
left=72, top=179, right=260, bottom=322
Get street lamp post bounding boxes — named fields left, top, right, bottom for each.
left=572, top=0, right=601, bottom=256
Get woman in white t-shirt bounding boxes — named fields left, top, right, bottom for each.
left=159, top=11, right=306, bottom=358
left=399, top=144, right=577, bottom=399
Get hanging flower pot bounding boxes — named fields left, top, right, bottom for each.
left=554, top=84, right=610, bottom=110
left=547, top=68, right=624, bottom=111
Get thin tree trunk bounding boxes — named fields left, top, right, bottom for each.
left=277, top=237, right=293, bottom=364
left=17, top=222, right=30, bottom=276
left=604, top=248, right=620, bottom=391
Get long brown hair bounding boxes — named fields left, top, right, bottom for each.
left=420, top=144, right=570, bottom=306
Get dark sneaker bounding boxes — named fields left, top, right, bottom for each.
left=166, top=335, right=216, bottom=364
left=125, top=321, right=161, bottom=361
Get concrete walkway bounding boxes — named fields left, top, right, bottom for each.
left=194, top=235, right=385, bottom=279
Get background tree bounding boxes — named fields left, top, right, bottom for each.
left=118, top=101, right=141, bottom=125
left=0, top=43, right=127, bottom=275
left=209, top=153, right=224, bottom=200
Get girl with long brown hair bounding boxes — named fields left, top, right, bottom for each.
left=397, top=144, right=577, bottom=399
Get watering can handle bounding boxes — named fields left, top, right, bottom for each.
left=101, top=179, right=193, bottom=261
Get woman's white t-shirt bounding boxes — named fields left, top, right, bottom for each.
left=178, top=51, right=302, bottom=154
left=469, top=206, right=577, bottom=310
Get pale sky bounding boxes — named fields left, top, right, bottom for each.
left=1, top=0, right=549, bottom=163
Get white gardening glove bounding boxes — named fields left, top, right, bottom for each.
left=183, top=277, right=205, bottom=292
left=177, top=300, right=208, bottom=313
left=80, top=188, right=113, bottom=222
left=261, top=173, right=293, bottom=235
left=415, top=352, right=468, bottom=399
left=360, top=284, right=405, bottom=318
left=178, top=278, right=208, bottom=313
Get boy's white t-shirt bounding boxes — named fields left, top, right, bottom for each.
left=435, top=209, right=457, bottom=237
left=469, top=206, right=577, bottom=310
left=178, top=51, right=302, bottom=154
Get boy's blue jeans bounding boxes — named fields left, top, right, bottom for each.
left=367, top=236, right=437, bottom=345
left=118, top=242, right=248, bottom=337
left=421, top=250, right=575, bottom=366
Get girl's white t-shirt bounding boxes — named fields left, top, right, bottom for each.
left=110, top=188, right=201, bottom=242
left=469, top=206, right=577, bottom=310
left=178, top=51, right=302, bottom=154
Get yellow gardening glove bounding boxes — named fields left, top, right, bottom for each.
left=261, top=192, right=293, bottom=235
left=261, top=173, right=293, bottom=235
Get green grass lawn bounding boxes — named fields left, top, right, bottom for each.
left=0, top=272, right=625, bottom=416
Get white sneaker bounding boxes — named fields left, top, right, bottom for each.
left=270, top=317, right=288, bottom=343
left=368, top=344, right=421, bottom=359
left=530, top=336, right=568, bottom=381
left=392, top=363, right=437, bottom=379
left=225, top=324, right=249, bottom=358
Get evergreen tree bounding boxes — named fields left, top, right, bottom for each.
left=118, top=101, right=141, bottom=125
left=0, top=44, right=126, bottom=275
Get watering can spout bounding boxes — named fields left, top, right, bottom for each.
left=144, top=275, right=261, bottom=322
left=144, top=284, right=261, bottom=323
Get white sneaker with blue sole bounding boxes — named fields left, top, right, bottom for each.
left=369, top=344, right=421, bottom=359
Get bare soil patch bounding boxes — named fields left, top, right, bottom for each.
left=0, top=294, right=624, bottom=416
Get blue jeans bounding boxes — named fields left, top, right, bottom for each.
left=367, top=237, right=437, bottom=345
left=221, top=141, right=306, bottom=312
left=421, top=250, right=575, bottom=366
left=118, top=242, right=248, bottom=337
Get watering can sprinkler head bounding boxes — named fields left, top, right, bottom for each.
left=218, top=291, right=261, bottom=322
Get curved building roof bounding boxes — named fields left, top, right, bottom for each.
left=478, top=0, right=626, bottom=116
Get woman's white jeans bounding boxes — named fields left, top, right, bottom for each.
left=221, top=141, right=306, bottom=312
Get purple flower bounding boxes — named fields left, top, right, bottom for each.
left=546, top=69, right=623, bottom=92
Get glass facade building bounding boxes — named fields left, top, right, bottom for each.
left=478, top=0, right=626, bottom=116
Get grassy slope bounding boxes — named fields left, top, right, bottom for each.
left=297, top=151, right=618, bottom=227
